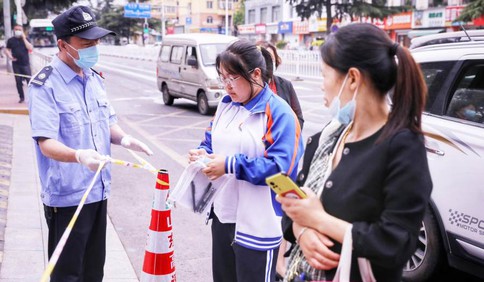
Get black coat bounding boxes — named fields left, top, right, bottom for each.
left=282, top=127, right=433, bottom=282
left=273, top=75, right=304, bottom=129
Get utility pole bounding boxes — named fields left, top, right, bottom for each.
left=161, top=3, right=165, bottom=39
left=4, top=0, right=12, bottom=70
left=15, top=0, right=22, bottom=25
left=4, top=0, right=12, bottom=39
left=225, top=0, right=229, bottom=35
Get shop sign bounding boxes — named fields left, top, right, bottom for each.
left=445, top=6, right=472, bottom=26
left=255, top=23, right=266, bottom=34
left=293, top=20, right=309, bottom=34
left=266, top=23, right=279, bottom=34
left=413, top=10, right=424, bottom=28
left=238, top=24, right=255, bottom=34
left=474, top=15, right=484, bottom=26
left=385, top=12, right=412, bottom=30
left=308, top=17, right=327, bottom=32
left=278, top=21, right=293, bottom=34
left=356, top=16, right=385, bottom=29
left=425, top=8, right=445, bottom=27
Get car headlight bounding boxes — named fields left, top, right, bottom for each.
left=206, top=78, right=224, bottom=90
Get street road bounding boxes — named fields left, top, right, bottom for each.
left=97, top=55, right=327, bottom=281
left=96, top=55, right=481, bottom=282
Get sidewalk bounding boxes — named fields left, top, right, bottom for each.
left=0, top=61, right=138, bottom=281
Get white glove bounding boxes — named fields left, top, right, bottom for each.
left=121, top=135, right=153, bottom=156
left=75, top=149, right=108, bottom=172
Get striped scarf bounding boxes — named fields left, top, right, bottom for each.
left=285, top=120, right=347, bottom=282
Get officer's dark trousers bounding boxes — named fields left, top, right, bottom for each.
left=44, top=200, right=107, bottom=282
left=11, top=63, right=31, bottom=100
left=211, top=214, right=279, bottom=282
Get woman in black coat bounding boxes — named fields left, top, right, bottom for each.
left=277, top=23, right=433, bottom=282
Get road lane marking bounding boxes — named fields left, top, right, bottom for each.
left=152, top=119, right=210, bottom=137
left=119, top=116, right=188, bottom=168
left=97, top=64, right=156, bottom=83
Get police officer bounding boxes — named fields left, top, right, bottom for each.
left=28, top=6, right=153, bottom=281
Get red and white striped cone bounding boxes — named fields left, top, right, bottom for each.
left=141, top=169, right=176, bottom=282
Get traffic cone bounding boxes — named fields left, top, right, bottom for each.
left=141, top=169, right=176, bottom=282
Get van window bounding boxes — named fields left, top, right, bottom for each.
left=171, top=46, right=184, bottom=64
left=186, top=46, right=197, bottom=64
left=160, top=45, right=171, bottom=62
left=200, top=43, right=230, bottom=66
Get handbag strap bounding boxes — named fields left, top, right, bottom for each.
left=332, top=225, right=376, bottom=282
left=333, top=225, right=353, bottom=282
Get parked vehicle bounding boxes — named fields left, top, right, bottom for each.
left=156, top=33, right=237, bottom=115
left=409, top=29, right=484, bottom=49
left=402, top=40, right=484, bottom=281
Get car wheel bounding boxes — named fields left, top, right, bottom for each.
left=402, top=207, right=444, bottom=282
left=197, top=91, right=210, bottom=115
left=162, top=84, right=174, bottom=106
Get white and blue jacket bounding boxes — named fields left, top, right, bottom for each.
left=199, top=85, right=304, bottom=251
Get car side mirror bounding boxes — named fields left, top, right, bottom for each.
left=187, top=56, right=198, bottom=67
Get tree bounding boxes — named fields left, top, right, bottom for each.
left=22, top=0, right=77, bottom=20
left=286, top=0, right=402, bottom=33
left=457, top=0, right=484, bottom=22
left=233, top=0, right=245, bottom=26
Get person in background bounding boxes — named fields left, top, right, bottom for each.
left=5, top=24, right=33, bottom=103
left=28, top=6, right=153, bottom=281
left=188, top=40, right=304, bottom=282
left=256, top=40, right=304, bottom=280
left=279, top=23, right=433, bottom=281
left=256, top=40, right=304, bottom=129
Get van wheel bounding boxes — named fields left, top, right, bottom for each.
left=197, top=92, right=210, bottom=115
left=162, top=84, right=174, bottom=106
left=402, top=207, right=444, bottom=282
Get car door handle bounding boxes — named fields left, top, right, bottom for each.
left=426, top=146, right=445, bottom=156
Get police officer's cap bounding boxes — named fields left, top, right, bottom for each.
left=52, top=5, right=116, bottom=40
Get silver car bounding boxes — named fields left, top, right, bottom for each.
left=403, top=39, right=484, bottom=281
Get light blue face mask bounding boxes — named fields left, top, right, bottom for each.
left=462, top=108, right=477, bottom=120
left=66, top=42, right=99, bottom=70
left=328, top=73, right=359, bottom=125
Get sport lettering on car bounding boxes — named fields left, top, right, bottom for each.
left=449, top=209, right=484, bottom=236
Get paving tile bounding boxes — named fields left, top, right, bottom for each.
left=3, top=228, right=43, bottom=251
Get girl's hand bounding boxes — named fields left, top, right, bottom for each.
left=202, top=154, right=226, bottom=180
left=188, top=148, right=207, bottom=164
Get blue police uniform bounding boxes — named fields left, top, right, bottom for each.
left=29, top=55, right=117, bottom=207
left=28, top=5, right=118, bottom=281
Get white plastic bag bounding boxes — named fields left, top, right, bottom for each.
left=168, top=160, right=227, bottom=215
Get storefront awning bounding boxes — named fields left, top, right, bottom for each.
left=407, top=29, right=445, bottom=39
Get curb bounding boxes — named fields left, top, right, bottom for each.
left=0, top=109, right=29, bottom=115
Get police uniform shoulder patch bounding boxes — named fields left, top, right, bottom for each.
left=30, top=66, right=53, bottom=86
left=90, top=68, right=104, bottom=79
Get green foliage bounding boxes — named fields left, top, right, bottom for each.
left=275, top=40, right=288, bottom=49
left=457, top=0, right=484, bottom=22
left=23, top=0, right=78, bottom=19
left=233, top=0, right=245, bottom=27
left=286, top=0, right=401, bottom=33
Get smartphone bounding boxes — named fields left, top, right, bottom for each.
left=266, top=173, right=307, bottom=199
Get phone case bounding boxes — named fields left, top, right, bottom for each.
left=265, top=173, right=307, bottom=199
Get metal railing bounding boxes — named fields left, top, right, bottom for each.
left=32, top=45, right=323, bottom=80
left=276, top=50, right=321, bottom=80
left=31, top=50, right=53, bottom=73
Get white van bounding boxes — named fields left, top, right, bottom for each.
left=156, top=33, right=238, bottom=115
